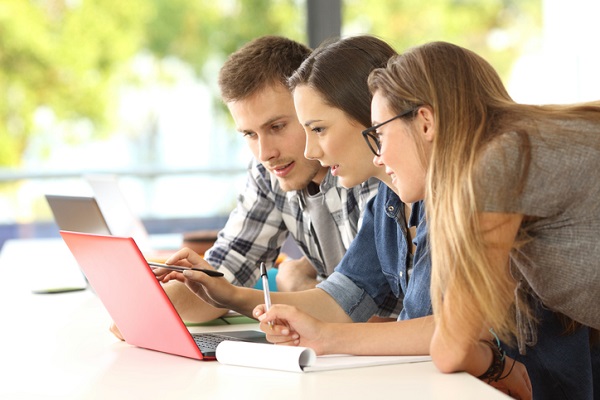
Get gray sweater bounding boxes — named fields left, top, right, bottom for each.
left=475, top=119, right=600, bottom=334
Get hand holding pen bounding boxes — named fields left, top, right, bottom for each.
left=259, top=262, right=273, bottom=328
left=148, top=261, right=224, bottom=277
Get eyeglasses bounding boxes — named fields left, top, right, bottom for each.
left=362, top=107, right=419, bottom=156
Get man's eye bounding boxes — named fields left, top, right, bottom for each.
left=243, top=132, right=257, bottom=139
left=271, top=123, right=285, bottom=132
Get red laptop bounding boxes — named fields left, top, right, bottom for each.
left=60, top=231, right=267, bottom=360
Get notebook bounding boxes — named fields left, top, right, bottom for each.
left=45, top=195, right=111, bottom=236
left=59, top=230, right=268, bottom=360
left=215, top=341, right=431, bottom=373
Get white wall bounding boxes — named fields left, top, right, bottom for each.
left=509, top=0, right=600, bottom=104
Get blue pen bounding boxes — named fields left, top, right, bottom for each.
left=259, top=262, right=273, bottom=328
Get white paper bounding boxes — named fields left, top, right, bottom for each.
left=304, top=353, right=431, bottom=372
left=215, top=341, right=431, bottom=373
left=216, top=341, right=315, bottom=372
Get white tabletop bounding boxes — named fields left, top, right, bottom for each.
left=0, top=238, right=509, bottom=399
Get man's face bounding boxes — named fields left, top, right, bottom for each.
left=227, top=83, right=327, bottom=192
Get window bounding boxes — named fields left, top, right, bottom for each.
left=5, top=0, right=596, bottom=248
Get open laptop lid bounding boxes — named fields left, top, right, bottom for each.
left=59, top=231, right=204, bottom=360
left=84, top=175, right=152, bottom=252
left=45, top=195, right=111, bottom=235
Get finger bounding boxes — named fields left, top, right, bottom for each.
left=258, top=303, right=297, bottom=325
left=253, top=305, right=267, bottom=319
left=524, top=370, right=532, bottom=394
left=156, top=271, right=185, bottom=283
left=506, top=373, right=531, bottom=400
left=267, top=336, right=300, bottom=346
left=165, top=247, right=203, bottom=266
left=182, top=268, right=211, bottom=283
left=523, top=369, right=533, bottom=399
left=153, top=268, right=176, bottom=280
left=262, top=325, right=300, bottom=345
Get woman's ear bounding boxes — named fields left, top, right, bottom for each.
left=416, top=107, right=435, bottom=142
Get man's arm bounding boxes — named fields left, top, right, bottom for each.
left=203, top=161, right=291, bottom=286
left=158, top=246, right=352, bottom=323
left=166, top=161, right=290, bottom=323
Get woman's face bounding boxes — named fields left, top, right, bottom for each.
left=370, top=91, right=431, bottom=203
left=293, top=85, right=382, bottom=188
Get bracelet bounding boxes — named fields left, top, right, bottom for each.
left=499, top=356, right=517, bottom=380
left=477, top=329, right=506, bottom=383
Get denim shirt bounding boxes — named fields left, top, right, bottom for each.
left=318, top=183, right=432, bottom=321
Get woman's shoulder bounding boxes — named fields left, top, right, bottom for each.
left=477, top=132, right=526, bottom=181
left=473, top=132, right=530, bottom=211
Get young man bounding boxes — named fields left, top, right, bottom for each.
left=111, top=36, right=378, bottom=335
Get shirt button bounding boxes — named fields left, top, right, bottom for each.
left=399, top=271, right=403, bottom=277
left=387, top=206, right=394, bottom=212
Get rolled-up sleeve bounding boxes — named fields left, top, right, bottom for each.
left=317, top=272, right=379, bottom=322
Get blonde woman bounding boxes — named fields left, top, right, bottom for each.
left=366, top=41, right=600, bottom=399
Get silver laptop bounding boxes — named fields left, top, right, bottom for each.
left=45, top=194, right=111, bottom=235
left=84, top=174, right=152, bottom=252
left=37, top=194, right=105, bottom=293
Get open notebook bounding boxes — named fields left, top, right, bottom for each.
left=215, top=341, right=431, bottom=373
left=59, top=231, right=267, bottom=360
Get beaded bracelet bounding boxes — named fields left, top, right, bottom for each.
left=476, top=329, right=506, bottom=383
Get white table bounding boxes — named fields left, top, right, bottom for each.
left=0, top=238, right=509, bottom=399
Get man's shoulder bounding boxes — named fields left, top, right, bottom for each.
left=242, top=159, right=296, bottom=212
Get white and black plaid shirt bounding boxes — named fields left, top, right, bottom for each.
left=203, top=159, right=379, bottom=287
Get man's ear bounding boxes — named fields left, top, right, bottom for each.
left=416, top=107, right=435, bottom=142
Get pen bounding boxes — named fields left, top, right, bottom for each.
left=259, top=262, right=273, bottom=328
left=148, top=261, right=224, bottom=277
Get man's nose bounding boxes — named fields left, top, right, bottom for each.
left=258, top=135, right=279, bottom=162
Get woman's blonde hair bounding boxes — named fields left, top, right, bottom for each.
left=368, top=41, right=600, bottom=344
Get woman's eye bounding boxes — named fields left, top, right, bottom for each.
left=311, top=127, right=325, bottom=134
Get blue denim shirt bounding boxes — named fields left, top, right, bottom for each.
left=318, top=183, right=432, bottom=321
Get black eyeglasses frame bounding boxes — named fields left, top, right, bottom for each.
left=362, top=107, right=420, bottom=156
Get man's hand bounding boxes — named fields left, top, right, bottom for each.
left=275, top=256, right=318, bottom=292
left=155, top=247, right=238, bottom=310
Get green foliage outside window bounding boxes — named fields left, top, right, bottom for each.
left=0, top=0, right=540, bottom=169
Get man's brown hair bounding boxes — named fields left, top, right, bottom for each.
left=218, top=36, right=311, bottom=103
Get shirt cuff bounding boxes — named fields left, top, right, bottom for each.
left=317, top=272, right=378, bottom=322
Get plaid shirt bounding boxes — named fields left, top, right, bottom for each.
left=203, top=159, right=380, bottom=287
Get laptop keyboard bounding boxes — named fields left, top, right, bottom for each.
left=191, top=333, right=243, bottom=352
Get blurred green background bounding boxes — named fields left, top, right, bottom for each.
left=4, top=0, right=597, bottom=247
